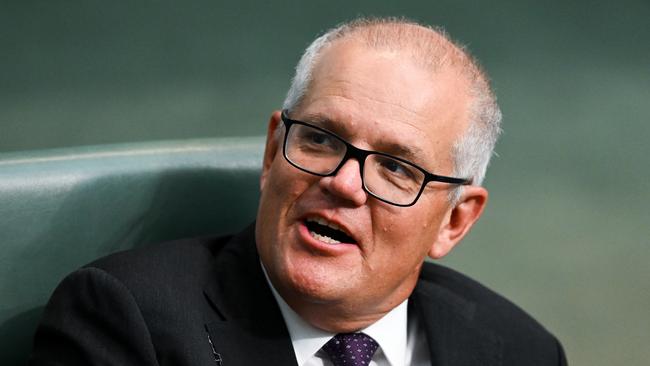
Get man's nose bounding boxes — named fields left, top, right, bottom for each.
left=318, top=158, right=367, bottom=206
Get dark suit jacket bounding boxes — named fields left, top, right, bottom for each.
left=30, top=224, right=567, bottom=365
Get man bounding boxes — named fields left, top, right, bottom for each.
left=30, top=17, right=567, bottom=365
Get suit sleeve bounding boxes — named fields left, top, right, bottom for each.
left=29, top=267, right=159, bottom=366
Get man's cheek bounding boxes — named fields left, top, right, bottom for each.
left=271, top=167, right=310, bottom=196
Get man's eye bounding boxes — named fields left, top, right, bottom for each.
left=379, top=158, right=415, bottom=179
left=294, top=129, right=341, bottom=154
left=383, top=160, right=401, bottom=172
left=308, top=131, right=330, bottom=145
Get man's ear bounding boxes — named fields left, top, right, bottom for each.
left=260, top=111, right=283, bottom=191
left=428, top=186, right=488, bottom=259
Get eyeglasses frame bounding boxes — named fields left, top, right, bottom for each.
left=280, top=109, right=471, bottom=207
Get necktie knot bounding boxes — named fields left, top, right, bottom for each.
left=322, top=332, right=379, bottom=366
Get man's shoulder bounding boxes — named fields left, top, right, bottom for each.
left=96, top=234, right=229, bottom=265
left=416, top=263, right=566, bottom=364
left=418, top=261, right=558, bottom=341
left=90, top=234, right=230, bottom=277
left=32, top=232, right=251, bottom=365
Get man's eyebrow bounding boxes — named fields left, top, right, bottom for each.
left=300, top=112, right=427, bottom=165
left=299, top=113, right=337, bottom=127
left=377, top=142, right=425, bottom=163
left=298, top=113, right=347, bottom=136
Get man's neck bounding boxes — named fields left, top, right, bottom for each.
left=260, top=260, right=418, bottom=333
left=263, top=262, right=411, bottom=366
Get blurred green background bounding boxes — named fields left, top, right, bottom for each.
left=2, top=0, right=649, bottom=364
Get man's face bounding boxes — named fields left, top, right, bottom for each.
left=256, top=39, right=474, bottom=329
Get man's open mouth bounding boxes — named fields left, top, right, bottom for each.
left=305, top=217, right=356, bottom=245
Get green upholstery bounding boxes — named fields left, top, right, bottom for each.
left=0, top=137, right=264, bottom=365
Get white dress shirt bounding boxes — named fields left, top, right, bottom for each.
left=262, top=263, right=431, bottom=366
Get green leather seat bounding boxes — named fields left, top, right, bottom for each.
left=0, top=137, right=264, bottom=365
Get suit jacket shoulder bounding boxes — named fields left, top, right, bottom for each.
left=86, top=233, right=232, bottom=310
left=30, top=225, right=297, bottom=366
left=414, top=262, right=567, bottom=366
left=30, top=233, right=237, bottom=366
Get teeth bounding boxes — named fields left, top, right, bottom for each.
left=308, top=217, right=343, bottom=233
left=309, top=231, right=341, bottom=244
left=306, top=216, right=350, bottom=245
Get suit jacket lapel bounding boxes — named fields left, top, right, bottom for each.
left=413, top=276, right=503, bottom=366
left=202, top=224, right=298, bottom=366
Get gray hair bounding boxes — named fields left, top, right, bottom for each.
left=282, top=17, right=501, bottom=196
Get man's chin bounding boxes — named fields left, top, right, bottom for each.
left=279, top=262, right=358, bottom=305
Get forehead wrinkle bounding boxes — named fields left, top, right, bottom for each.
left=314, top=74, right=429, bottom=122
left=304, top=82, right=433, bottom=135
left=309, top=76, right=442, bottom=143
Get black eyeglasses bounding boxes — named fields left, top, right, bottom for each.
left=280, top=110, right=471, bottom=207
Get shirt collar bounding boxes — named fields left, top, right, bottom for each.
left=360, top=300, right=408, bottom=366
left=261, top=262, right=408, bottom=366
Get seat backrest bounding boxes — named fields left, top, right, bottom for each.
left=0, top=137, right=264, bottom=365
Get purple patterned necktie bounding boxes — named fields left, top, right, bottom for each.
left=322, top=332, right=379, bottom=366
